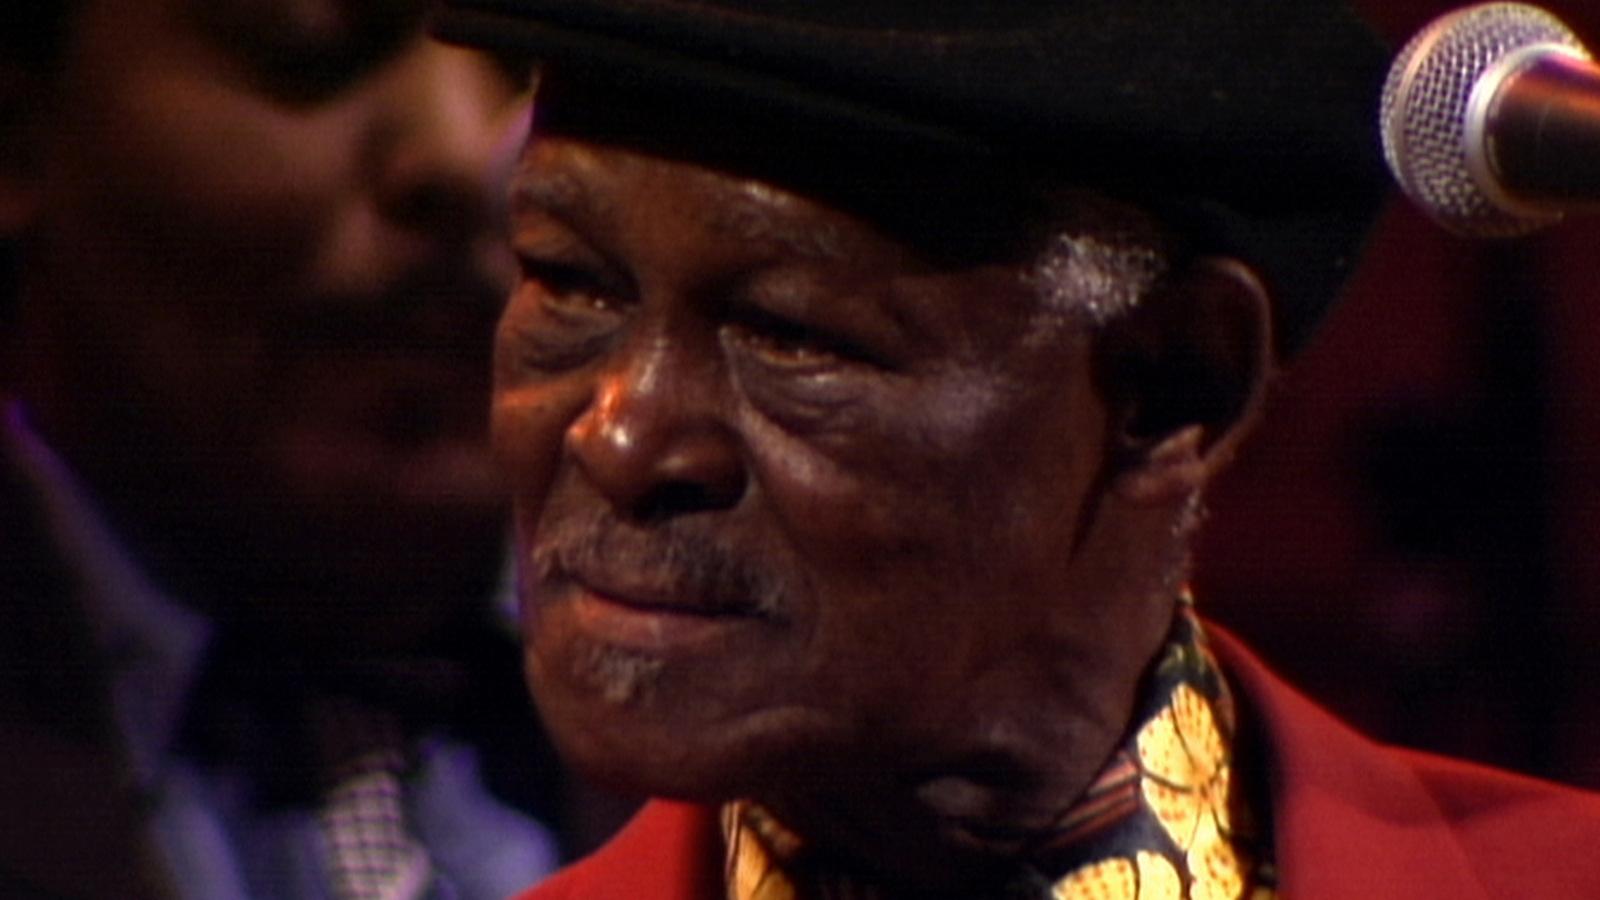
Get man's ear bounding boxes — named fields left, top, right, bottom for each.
left=1094, top=256, right=1275, bottom=504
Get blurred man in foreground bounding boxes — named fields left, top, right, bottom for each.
left=0, top=1, right=565, bottom=896
left=435, top=0, right=1600, bottom=896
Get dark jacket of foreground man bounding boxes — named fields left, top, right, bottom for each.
left=516, top=629, right=1600, bottom=899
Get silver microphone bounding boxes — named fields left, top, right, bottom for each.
left=1381, top=2, right=1599, bottom=237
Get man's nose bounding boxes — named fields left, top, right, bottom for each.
left=565, top=337, right=748, bottom=522
left=368, top=41, right=527, bottom=245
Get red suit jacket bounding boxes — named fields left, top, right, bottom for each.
left=516, top=627, right=1600, bottom=898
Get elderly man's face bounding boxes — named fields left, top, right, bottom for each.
left=495, top=135, right=1179, bottom=840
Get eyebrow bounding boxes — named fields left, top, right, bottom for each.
left=509, top=171, right=614, bottom=224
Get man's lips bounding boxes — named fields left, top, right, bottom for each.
left=543, top=567, right=770, bottom=650
left=577, top=564, right=767, bottom=614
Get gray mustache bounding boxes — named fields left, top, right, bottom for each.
left=528, top=514, right=791, bottom=619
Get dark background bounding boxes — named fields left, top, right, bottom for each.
left=1198, top=0, right=1600, bottom=790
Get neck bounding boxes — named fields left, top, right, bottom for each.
left=724, top=597, right=1267, bottom=899
left=745, top=673, right=1150, bottom=892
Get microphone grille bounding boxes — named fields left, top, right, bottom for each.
left=1380, top=2, right=1583, bottom=236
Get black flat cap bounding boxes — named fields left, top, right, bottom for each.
left=435, top=0, right=1388, bottom=356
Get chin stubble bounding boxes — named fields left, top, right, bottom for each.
left=569, top=639, right=665, bottom=706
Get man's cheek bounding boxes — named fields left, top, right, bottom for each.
left=492, top=386, right=576, bottom=493
left=752, top=446, right=897, bottom=547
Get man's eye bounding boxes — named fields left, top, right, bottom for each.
left=501, top=257, right=627, bottom=372
left=735, top=323, right=837, bottom=366
left=519, top=259, right=621, bottom=313
left=727, top=307, right=873, bottom=368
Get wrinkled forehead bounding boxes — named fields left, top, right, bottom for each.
left=434, top=0, right=1388, bottom=356
left=510, top=127, right=1172, bottom=353
left=512, top=140, right=876, bottom=269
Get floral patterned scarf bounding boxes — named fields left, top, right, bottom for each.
left=722, top=595, right=1276, bottom=900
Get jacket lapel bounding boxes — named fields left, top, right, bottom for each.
left=1209, top=626, right=1492, bottom=900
